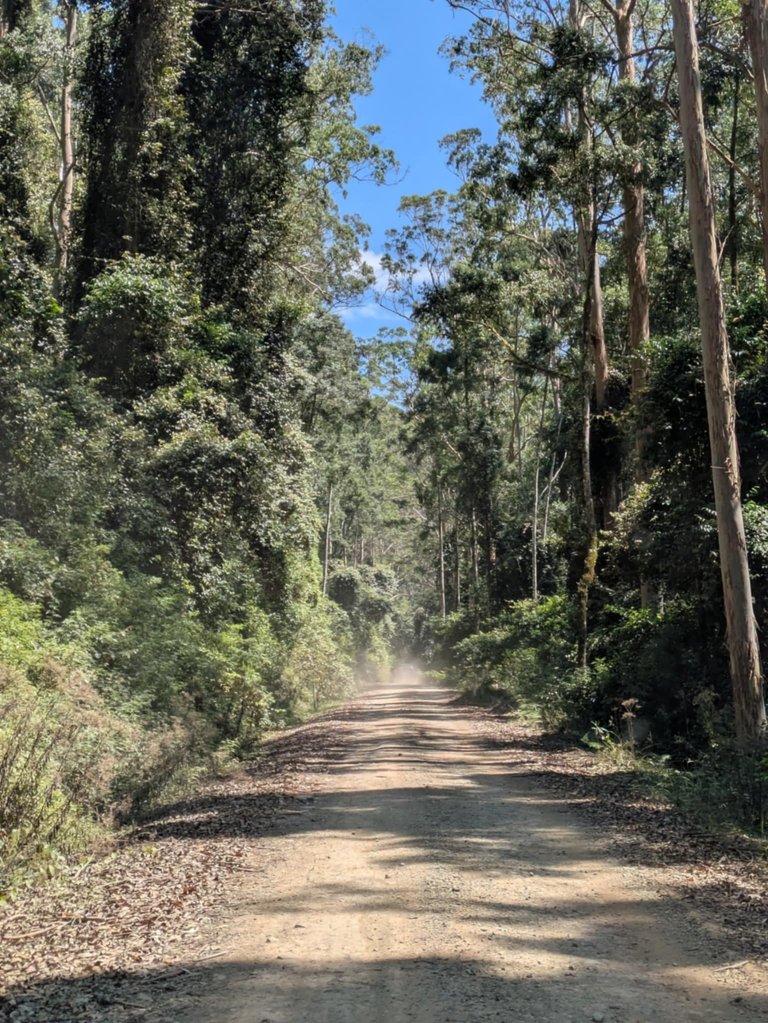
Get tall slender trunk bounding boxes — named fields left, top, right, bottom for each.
left=437, top=486, right=447, bottom=619
left=543, top=377, right=563, bottom=547
left=744, top=0, right=768, bottom=286
left=470, top=504, right=480, bottom=622
left=615, top=0, right=653, bottom=602
left=532, top=374, right=550, bottom=601
left=615, top=1, right=650, bottom=402
left=577, top=284, right=599, bottom=671
left=571, top=0, right=609, bottom=411
left=588, top=234, right=609, bottom=409
left=672, top=0, right=766, bottom=743
left=728, top=72, right=741, bottom=290
left=455, top=515, right=461, bottom=612
left=55, top=2, right=78, bottom=285
left=322, top=483, right=332, bottom=596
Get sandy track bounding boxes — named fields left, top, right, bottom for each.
left=4, top=671, right=764, bottom=1023
left=162, top=670, right=766, bottom=1023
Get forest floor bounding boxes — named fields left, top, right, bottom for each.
left=2, top=668, right=768, bottom=1022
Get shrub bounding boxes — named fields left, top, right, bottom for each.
left=451, top=596, right=575, bottom=724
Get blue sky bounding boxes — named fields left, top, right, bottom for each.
left=329, top=0, right=496, bottom=336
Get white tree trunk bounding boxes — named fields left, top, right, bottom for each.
left=56, top=2, right=78, bottom=279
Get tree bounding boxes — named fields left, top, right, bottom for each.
left=744, top=0, right=768, bottom=285
left=601, top=0, right=650, bottom=403
left=53, top=1, right=77, bottom=283
left=78, top=0, right=194, bottom=291
left=671, top=0, right=766, bottom=741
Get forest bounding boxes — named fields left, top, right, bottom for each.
left=1, top=0, right=768, bottom=897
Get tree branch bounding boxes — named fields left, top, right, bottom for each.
left=707, top=133, right=761, bottom=200
left=36, top=83, right=61, bottom=146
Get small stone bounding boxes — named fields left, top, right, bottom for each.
left=592, top=1014, right=605, bottom=1023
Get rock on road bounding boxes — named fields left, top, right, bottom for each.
left=168, top=668, right=766, bottom=1023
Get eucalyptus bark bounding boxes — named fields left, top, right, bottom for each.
left=614, top=0, right=650, bottom=401
left=728, top=73, right=740, bottom=290
left=55, top=2, right=78, bottom=282
left=437, top=486, right=447, bottom=619
left=672, top=0, right=766, bottom=743
left=744, top=0, right=768, bottom=286
left=322, top=483, right=332, bottom=596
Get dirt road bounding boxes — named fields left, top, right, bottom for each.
left=163, top=669, right=765, bottom=1023
left=5, top=668, right=767, bottom=1022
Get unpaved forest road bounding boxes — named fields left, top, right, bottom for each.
left=164, top=668, right=766, bottom=1023
left=8, top=669, right=766, bottom=1022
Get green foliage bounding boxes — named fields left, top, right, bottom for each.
left=449, top=597, right=575, bottom=725
left=77, top=254, right=197, bottom=399
left=328, top=564, right=398, bottom=678
left=280, top=599, right=355, bottom=716
left=185, top=0, right=324, bottom=317
left=0, top=684, right=96, bottom=893
left=78, top=0, right=194, bottom=279
left=0, top=0, right=407, bottom=887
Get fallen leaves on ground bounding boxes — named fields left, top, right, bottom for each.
left=0, top=708, right=357, bottom=1020
left=2, top=694, right=767, bottom=1022
left=474, top=711, right=768, bottom=963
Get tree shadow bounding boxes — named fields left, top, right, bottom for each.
left=2, top=947, right=763, bottom=1023
left=4, top=682, right=766, bottom=1021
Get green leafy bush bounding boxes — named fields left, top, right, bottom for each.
left=450, top=596, right=575, bottom=724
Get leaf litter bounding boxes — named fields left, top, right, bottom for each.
left=2, top=695, right=768, bottom=1021
left=0, top=708, right=354, bottom=1021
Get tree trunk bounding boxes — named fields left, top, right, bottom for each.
left=588, top=236, right=609, bottom=410
left=570, top=0, right=609, bottom=411
left=455, top=517, right=461, bottom=612
left=55, top=2, right=77, bottom=284
left=728, top=72, right=740, bottom=291
left=615, top=1, right=650, bottom=402
left=744, top=0, right=768, bottom=287
left=532, top=374, right=550, bottom=601
left=672, top=0, right=766, bottom=743
left=322, top=483, right=332, bottom=596
left=577, top=284, right=599, bottom=672
left=437, top=486, right=447, bottom=619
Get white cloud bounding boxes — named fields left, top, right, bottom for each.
left=339, top=302, right=399, bottom=323
left=359, top=250, right=391, bottom=292
left=335, top=249, right=433, bottom=328
left=359, top=249, right=432, bottom=290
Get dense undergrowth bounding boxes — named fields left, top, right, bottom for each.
left=0, top=1, right=414, bottom=895
left=423, top=594, right=768, bottom=839
left=0, top=562, right=398, bottom=893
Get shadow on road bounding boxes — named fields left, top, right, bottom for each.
left=3, top=948, right=762, bottom=1023
left=2, top=682, right=765, bottom=1022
